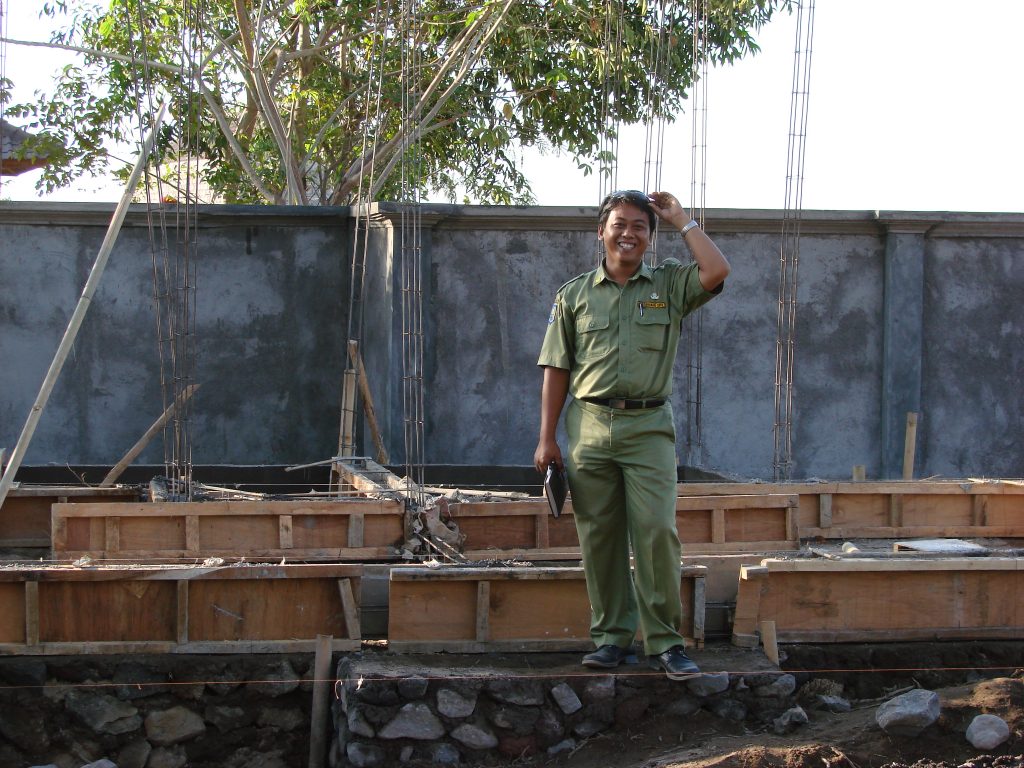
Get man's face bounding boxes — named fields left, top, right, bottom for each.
left=599, top=202, right=651, bottom=268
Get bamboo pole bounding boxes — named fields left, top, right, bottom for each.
left=903, top=412, right=919, bottom=481
left=348, top=340, right=389, bottom=465
left=307, top=633, right=334, bottom=768
left=99, top=384, right=200, bottom=487
left=0, top=101, right=168, bottom=512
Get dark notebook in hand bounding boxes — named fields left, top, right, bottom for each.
left=544, top=462, right=568, bottom=518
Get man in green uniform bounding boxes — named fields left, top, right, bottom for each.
left=534, top=189, right=730, bottom=679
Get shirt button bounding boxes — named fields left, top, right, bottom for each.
left=589, top=322, right=595, bottom=328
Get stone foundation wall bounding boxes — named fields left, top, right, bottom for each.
left=330, top=652, right=802, bottom=767
left=0, top=655, right=318, bottom=768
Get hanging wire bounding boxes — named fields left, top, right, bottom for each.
left=773, top=0, right=816, bottom=481
left=127, top=0, right=201, bottom=498
left=683, top=0, right=709, bottom=466
left=642, top=0, right=671, bottom=266
left=0, top=0, right=7, bottom=188
left=399, top=0, right=427, bottom=506
left=333, top=0, right=391, bottom=492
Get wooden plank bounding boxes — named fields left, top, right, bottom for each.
left=347, top=513, right=364, bottom=548
left=691, top=576, right=706, bottom=645
left=337, top=578, right=360, bottom=641
left=972, top=495, right=988, bottom=526
left=176, top=580, right=189, bottom=645
left=800, top=525, right=1024, bottom=540
left=39, top=580, right=178, bottom=642
left=279, top=515, right=294, bottom=549
left=819, top=494, right=833, bottom=528
left=185, top=516, right=200, bottom=555
left=760, top=620, right=779, bottom=664
left=475, top=581, right=491, bottom=642
left=889, top=494, right=903, bottom=527
left=53, top=499, right=401, bottom=518
left=104, top=517, right=120, bottom=554
left=0, top=583, right=25, bottom=643
left=0, top=638, right=360, bottom=655
left=903, top=412, right=918, bottom=480
left=535, top=513, right=550, bottom=550
left=25, top=581, right=39, bottom=646
left=711, top=509, right=726, bottom=545
left=308, top=633, right=334, bottom=768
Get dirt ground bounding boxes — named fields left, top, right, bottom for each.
left=558, top=655, right=1024, bottom=768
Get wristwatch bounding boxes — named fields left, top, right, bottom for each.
left=681, top=219, right=699, bottom=235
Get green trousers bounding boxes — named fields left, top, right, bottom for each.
left=565, top=398, right=684, bottom=655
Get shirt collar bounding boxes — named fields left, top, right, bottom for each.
left=595, top=260, right=654, bottom=286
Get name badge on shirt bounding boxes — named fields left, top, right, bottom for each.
left=641, top=301, right=667, bottom=310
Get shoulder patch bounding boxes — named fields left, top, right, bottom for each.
left=547, top=302, right=559, bottom=324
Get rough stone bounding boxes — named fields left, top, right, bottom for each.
left=772, top=705, right=809, bottom=735
left=361, top=702, right=399, bottom=726
left=452, top=722, right=499, bottom=750
left=347, top=742, right=386, bottom=768
left=876, top=689, right=941, bottom=737
left=65, top=690, right=141, bottom=734
left=399, top=745, right=415, bottom=762
left=437, top=687, right=476, bottom=719
left=81, top=761, right=118, bottom=768
left=966, top=713, right=1010, bottom=750
left=665, top=693, right=701, bottom=717
left=223, top=747, right=289, bottom=768
left=116, top=738, right=152, bottom=768
left=205, top=704, right=254, bottom=732
left=687, top=671, right=730, bottom=697
left=549, top=682, right=582, bottom=715
left=614, top=693, right=651, bottom=726
left=247, top=660, right=300, bottom=698
left=377, top=702, right=445, bottom=740
left=114, top=662, right=169, bottom=700
left=486, top=678, right=544, bottom=706
left=348, top=707, right=375, bottom=737
left=172, top=682, right=207, bottom=702
left=572, top=719, right=608, bottom=739
left=258, top=706, right=305, bottom=731
left=145, top=705, right=207, bottom=746
left=489, top=705, right=540, bottom=734
left=429, top=742, right=461, bottom=764
left=547, top=738, right=576, bottom=755
left=581, top=675, right=615, bottom=705
left=352, top=679, right=400, bottom=706
left=0, top=660, right=47, bottom=688
left=756, top=673, right=797, bottom=698
left=812, top=694, right=852, bottom=713
left=206, top=668, right=244, bottom=696
left=530, top=710, right=559, bottom=746
left=0, top=705, right=51, bottom=753
left=706, top=697, right=747, bottom=721
left=498, top=732, right=537, bottom=758
left=397, top=675, right=429, bottom=700
left=147, top=745, right=188, bottom=768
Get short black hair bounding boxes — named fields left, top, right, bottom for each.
left=598, top=190, right=656, bottom=232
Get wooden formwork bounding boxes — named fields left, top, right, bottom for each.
left=732, top=557, right=1024, bottom=647
left=387, top=565, right=706, bottom=653
left=678, top=479, right=1024, bottom=540
left=452, top=493, right=799, bottom=558
left=0, top=563, right=362, bottom=654
left=51, top=499, right=405, bottom=560
left=1, top=486, right=140, bottom=548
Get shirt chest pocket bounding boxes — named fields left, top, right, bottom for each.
left=574, top=313, right=611, bottom=362
left=636, top=308, right=670, bottom=352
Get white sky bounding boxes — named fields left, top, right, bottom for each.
left=3, top=0, right=1022, bottom=213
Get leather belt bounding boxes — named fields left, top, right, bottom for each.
left=581, top=397, right=666, bottom=410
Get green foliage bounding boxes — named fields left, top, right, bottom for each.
left=9, top=0, right=785, bottom=205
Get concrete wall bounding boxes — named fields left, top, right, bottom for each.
left=1, top=202, right=1022, bottom=480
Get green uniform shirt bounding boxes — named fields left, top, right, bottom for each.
left=538, top=258, right=721, bottom=400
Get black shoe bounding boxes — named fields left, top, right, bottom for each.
left=648, top=646, right=701, bottom=680
left=582, top=644, right=635, bottom=669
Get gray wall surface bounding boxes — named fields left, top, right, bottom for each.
left=1, top=202, right=1021, bottom=480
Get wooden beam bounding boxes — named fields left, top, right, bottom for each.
left=176, top=580, right=189, bottom=645
left=308, top=634, right=333, bottom=768
left=475, top=581, right=490, bottom=642
left=903, top=412, right=919, bottom=480
left=348, top=340, right=389, bottom=465
left=279, top=515, right=293, bottom=549
left=337, top=578, right=360, bottom=641
left=819, top=494, right=833, bottom=528
left=347, top=513, right=365, bottom=548
left=25, top=581, right=39, bottom=647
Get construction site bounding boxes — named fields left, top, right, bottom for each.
left=2, top=2, right=1024, bottom=768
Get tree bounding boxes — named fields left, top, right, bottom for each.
left=7, top=0, right=786, bottom=205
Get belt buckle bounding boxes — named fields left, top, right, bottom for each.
left=608, top=398, right=627, bottom=409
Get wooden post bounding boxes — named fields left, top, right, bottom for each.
left=348, top=340, right=389, bottom=465
left=852, top=465, right=866, bottom=481
left=100, top=384, right=199, bottom=487
left=760, top=620, right=780, bottom=665
left=902, top=412, right=918, bottom=480
left=307, top=634, right=333, bottom=768
left=0, top=101, right=168, bottom=512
